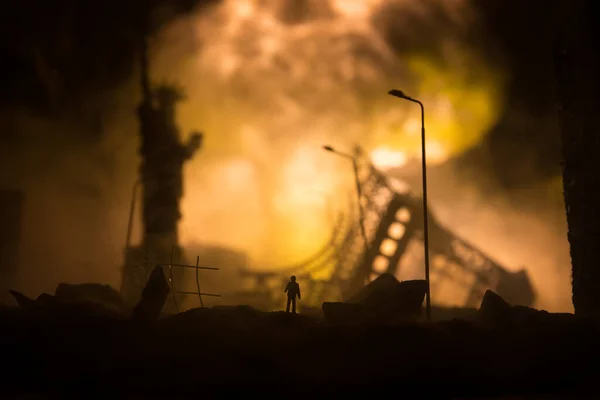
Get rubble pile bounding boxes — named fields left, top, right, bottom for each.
left=8, top=283, right=128, bottom=320
left=477, top=289, right=581, bottom=330
left=0, top=277, right=598, bottom=397
left=323, top=274, right=426, bottom=325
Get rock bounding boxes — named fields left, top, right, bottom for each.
left=347, top=274, right=426, bottom=319
left=54, top=283, right=124, bottom=312
left=132, top=265, right=170, bottom=324
left=478, top=290, right=512, bottom=326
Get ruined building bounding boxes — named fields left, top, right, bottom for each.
left=554, top=0, right=600, bottom=318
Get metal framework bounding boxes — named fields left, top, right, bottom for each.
left=235, top=147, right=535, bottom=310
left=125, top=246, right=221, bottom=312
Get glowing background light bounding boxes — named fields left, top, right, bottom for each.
left=370, top=147, right=407, bottom=170
left=149, top=0, right=505, bottom=271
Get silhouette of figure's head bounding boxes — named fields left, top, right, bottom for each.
left=290, top=275, right=296, bottom=282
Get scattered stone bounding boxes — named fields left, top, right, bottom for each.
left=131, top=265, right=170, bottom=324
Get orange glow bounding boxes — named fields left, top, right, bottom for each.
left=396, top=208, right=411, bottom=223
left=373, top=255, right=389, bottom=273
left=380, top=239, right=397, bottom=257
left=371, top=147, right=407, bottom=170
left=150, top=0, right=506, bottom=276
left=388, top=222, right=406, bottom=239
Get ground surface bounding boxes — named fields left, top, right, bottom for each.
left=0, top=305, right=597, bottom=398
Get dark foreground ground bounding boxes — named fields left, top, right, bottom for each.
left=0, top=304, right=598, bottom=398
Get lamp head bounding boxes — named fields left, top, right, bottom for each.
left=322, top=145, right=335, bottom=152
left=388, top=89, right=408, bottom=99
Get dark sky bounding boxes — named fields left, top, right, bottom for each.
left=0, top=0, right=568, bottom=187
left=474, top=0, right=565, bottom=188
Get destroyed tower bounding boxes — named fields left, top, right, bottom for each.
left=236, top=148, right=535, bottom=311
left=554, top=0, right=600, bottom=318
left=120, top=30, right=203, bottom=308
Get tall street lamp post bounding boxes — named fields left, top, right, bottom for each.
left=388, top=89, right=432, bottom=321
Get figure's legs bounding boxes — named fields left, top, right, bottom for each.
left=286, top=297, right=291, bottom=312
left=291, top=297, right=296, bottom=314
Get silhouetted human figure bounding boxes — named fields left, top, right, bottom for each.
left=284, top=275, right=301, bottom=314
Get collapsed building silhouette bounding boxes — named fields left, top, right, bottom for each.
left=235, top=147, right=535, bottom=311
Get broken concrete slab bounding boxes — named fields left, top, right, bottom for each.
left=131, top=265, right=170, bottom=324
left=477, top=290, right=577, bottom=329
left=322, top=275, right=427, bottom=325
left=347, top=274, right=426, bottom=319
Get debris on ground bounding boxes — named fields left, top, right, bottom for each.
left=1, top=281, right=596, bottom=397
left=323, top=274, right=426, bottom=325
left=477, top=289, right=577, bottom=329
left=9, top=282, right=127, bottom=317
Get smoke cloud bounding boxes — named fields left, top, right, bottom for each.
left=148, top=0, right=506, bottom=268
left=1, top=100, right=139, bottom=297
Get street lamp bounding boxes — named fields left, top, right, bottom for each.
left=388, top=89, right=432, bottom=321
left=322, top=146, right=369, bottom=251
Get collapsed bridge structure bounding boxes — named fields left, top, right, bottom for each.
left=235, top=147, right=535, bottom=311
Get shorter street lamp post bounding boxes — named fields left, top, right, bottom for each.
left=322, top=146, right=369, bottom=251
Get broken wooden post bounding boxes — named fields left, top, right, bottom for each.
left=195, top=255, right=204, bottom=308
left=131, top=265, right=170, bottom=324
